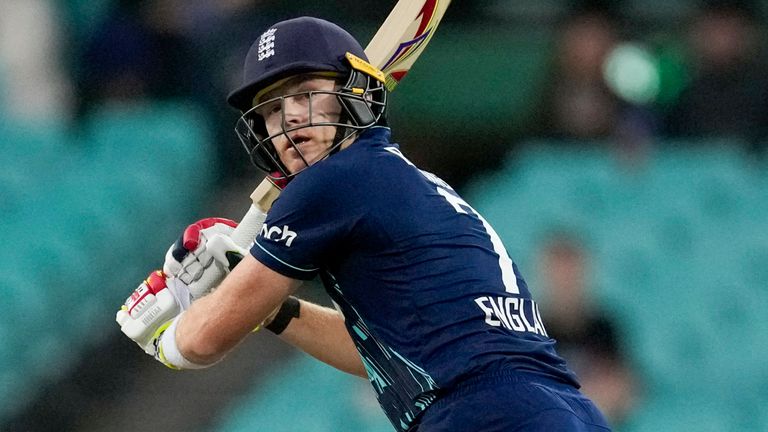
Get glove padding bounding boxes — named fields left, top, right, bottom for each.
left=163, top=218, right=247, bottom=299
left=116, top=270, right=192, bottom=356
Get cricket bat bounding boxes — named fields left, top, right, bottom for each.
left=229, top=0, right=452, bottom=249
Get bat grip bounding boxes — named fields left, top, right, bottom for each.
left=230, top=204, right=268, bottom=248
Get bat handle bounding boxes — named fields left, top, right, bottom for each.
left=231, top=179, right=281, bottom=248
left=230, top=204, right=268, bottom=248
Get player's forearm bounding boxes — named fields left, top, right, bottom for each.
left=176, top=255, right=297, bottom=365
left=175, top=293, right=263, bottom=365
left=279, top=300, right=367, bottom=378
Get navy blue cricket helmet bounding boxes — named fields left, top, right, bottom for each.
left=229, top=17, right=367, bottom=111
left=229, top=16, right=388, bottom=181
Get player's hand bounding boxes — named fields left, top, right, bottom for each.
left=116, top=270, right=192, bottom=356
left=163, top=218, right=248, bottom=299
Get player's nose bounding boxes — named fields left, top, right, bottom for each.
left=282, top=96, right=308, bottom=125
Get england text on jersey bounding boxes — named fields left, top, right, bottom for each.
left=474, top=296, right=548, bottom=337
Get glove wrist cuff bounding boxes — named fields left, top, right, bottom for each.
left=157, top=313, right=211, bottom=370
left=265, top=296, right=301, bottom=335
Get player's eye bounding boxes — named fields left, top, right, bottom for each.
left=292, top=92, right=310, bottom=103
left=257, top=100, right=281, bottom=117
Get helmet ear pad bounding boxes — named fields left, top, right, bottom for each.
left=336, top=69, right=386, bottom=127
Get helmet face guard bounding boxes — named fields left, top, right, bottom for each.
left=235, top=66, right=387, bottom=181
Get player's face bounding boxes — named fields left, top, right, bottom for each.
left=255, top=75, right=344, bottom=174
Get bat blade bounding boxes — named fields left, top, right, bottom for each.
left=366, top=0, right=452, bottom=91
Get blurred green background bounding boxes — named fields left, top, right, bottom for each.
left=2, top=0, right=768, bottom=431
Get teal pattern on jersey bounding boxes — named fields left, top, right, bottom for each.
left=321, top=272, right=439, bottom=431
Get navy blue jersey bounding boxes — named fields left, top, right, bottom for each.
left=251, top=127, right=579, bottom=430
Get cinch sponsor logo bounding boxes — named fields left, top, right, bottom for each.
left=260, top=223, right=297, bottom=247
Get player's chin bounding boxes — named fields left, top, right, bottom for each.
left=283, top=155, right=313, bottom=174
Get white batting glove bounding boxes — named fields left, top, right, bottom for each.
left=163, top=218, right=248, bottom=299
left=116, top=270, right=192, bottom=357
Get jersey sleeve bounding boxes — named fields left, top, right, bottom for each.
left=250, top=167, right=360, bottom=280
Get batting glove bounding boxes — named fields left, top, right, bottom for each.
left=163, top=218, right=249, bottom=299
left=116, top=270, right=192, bottom=357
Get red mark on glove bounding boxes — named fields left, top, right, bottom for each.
left=125, top=270, right=168, bottom=317
left=182, top=218, right=238, bottom=251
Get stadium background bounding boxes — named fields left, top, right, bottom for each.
left=2, top=0, right=768, bottom=430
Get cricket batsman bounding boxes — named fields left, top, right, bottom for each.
left=117, top=17, right=611, bottom=431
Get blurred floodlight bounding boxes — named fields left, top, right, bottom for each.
left=603, top=42, right=661, bottom=105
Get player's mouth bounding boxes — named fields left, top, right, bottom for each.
left=289, top=133, right=312, bottom=147
left=283, top=133, right=312, bottom=161
left=293, top=137, right=311, bottom=147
